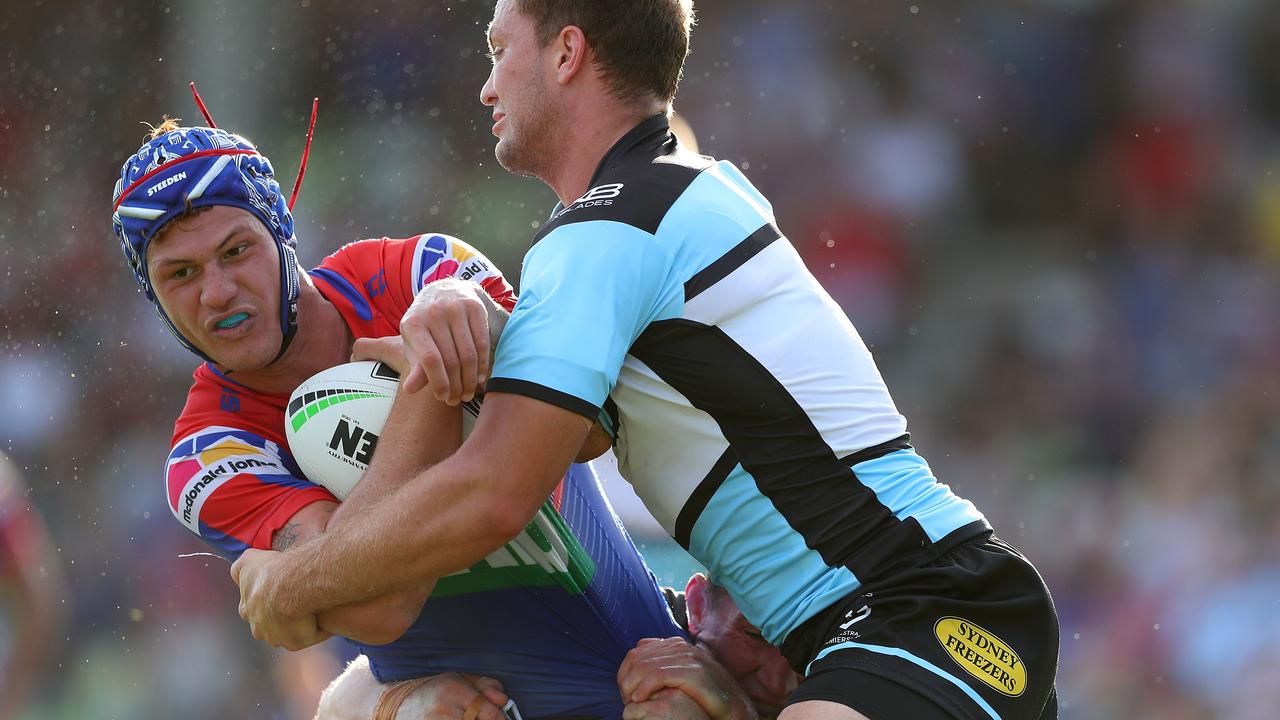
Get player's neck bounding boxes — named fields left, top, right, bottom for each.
left=221, top=280, right=351, bottom=397
left=545, top=103, right=667, bottom=206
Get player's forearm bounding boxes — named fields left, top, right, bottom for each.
left=317, top=583, right=432, bottom=645
left=315, top=380, right=463, bottom=634
left=277, top=503, right=429, bottom=643
left=284, top=451, right=542, bottom=615
left=276, top=395, right=589, bottom=617
left=330, top=385, right=462, bottom=526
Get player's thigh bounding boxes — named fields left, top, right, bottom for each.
left=779, top=700, right=872, bottom=720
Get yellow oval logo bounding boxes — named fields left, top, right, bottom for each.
left=934, top=617, right=1027, bottom=697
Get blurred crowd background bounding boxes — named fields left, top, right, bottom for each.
left=2, top=0, right=1279, bottom=718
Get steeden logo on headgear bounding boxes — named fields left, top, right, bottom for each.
left=147, top=171, right=188, bottom=196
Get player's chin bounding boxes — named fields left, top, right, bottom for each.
left=494, top=141, right=518, bottom=172
left=205, top=337, right=279, bottom=371
left=494, top=140, right=538, bottom=179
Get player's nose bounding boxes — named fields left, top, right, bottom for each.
left=480, top=67, right=497, bottom=108
left=200, top=264, right=237, bottom=308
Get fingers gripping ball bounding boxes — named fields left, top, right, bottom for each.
left=285, top=360, right=480, bottom=498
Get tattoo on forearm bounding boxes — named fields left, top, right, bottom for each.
left=272, top=522, right=301, bottom=551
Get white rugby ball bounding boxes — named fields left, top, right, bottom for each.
left=285, top=360, right=480, bottom=499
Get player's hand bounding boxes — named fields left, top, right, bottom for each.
left=622, top=687, right=713, bottom=720
left=230, top=548, right=331, bottom=651
left=352, top=335, right=413, bottom=378
left=619, top=637, right=755, bottom=720
left=399, top=278, right=491, bottom=406
left=392, top=672, right=510, bottom=720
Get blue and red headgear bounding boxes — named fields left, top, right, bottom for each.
left=110, top=85, right=317, bottom=364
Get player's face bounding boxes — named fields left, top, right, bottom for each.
left=481, top=0, right=563, bottom=178
left=147, top=205, right=283, bottom=370
left=694, top=591, right=801, bottom=718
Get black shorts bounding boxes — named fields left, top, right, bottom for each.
left=780, top=530, right=1059, bottom=719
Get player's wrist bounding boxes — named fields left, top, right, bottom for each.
left=270, top=547, right=319, bottom=618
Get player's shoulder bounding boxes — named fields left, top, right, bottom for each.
left=317, top=237, right=399, bottom=278
left=324, top=234, right=501, bottom=287
left=323, top=233, right=487, bottom=264
left=400, top=232, right=505, bottom=292
left=172, top=364, right=285, bottom=448
left=168, top=424, right=292, bottom=469
left=165, top=423, right=303, bottom=537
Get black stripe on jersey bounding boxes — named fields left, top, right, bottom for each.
left=631, top=319, right=933, bottom=583
left=684, top=223, right=782, bottom=301
left=531, top=115, right=714, bottom=243
left=601, top=396, right=621, bottom=439
left=674, top=446, right=739, bottom=549
left=486, top=377, right=599, bottom=421
left=840, top=434, right=913, bottom=466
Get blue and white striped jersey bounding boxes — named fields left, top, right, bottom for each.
left=491, top=114, right=989, bottom=648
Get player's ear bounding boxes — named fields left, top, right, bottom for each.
left=553, top=25, right=588, bottom=86
left=685, top=572, right=710, bottom=635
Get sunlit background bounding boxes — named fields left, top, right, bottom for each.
left=2, top=1, right=1279, bottom=718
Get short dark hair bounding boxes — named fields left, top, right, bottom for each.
left=516, top=0, right=695, bottom=105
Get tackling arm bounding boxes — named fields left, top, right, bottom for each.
left=271, top=376, right=464, bottom=646
left=271, top=503, right=422, bottom=646
left=233, top=392, right=590, bottom=646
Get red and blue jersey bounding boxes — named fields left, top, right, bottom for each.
left=163, top=234, right=683, bottom=719
left=165, top=234, right=515, bottom=556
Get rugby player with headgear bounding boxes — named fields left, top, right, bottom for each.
left=110, top=88, right=788, bottom=719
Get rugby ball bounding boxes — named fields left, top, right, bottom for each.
left=284, top=361, right=480, bottom=499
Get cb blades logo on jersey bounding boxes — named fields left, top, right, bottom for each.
left=555, top=183, right=624, bottom=219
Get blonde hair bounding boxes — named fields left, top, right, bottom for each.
left=142, top=116, right=183, bottom=140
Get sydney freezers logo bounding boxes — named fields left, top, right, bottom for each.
left=166, top=428, right=287, bottom=532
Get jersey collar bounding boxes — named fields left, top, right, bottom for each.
left=542, top=113, right=675, bottom=227
left=587, top=112, right=673, bottom=188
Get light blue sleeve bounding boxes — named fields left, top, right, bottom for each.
left=489, top=220, right=680, bottom=418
